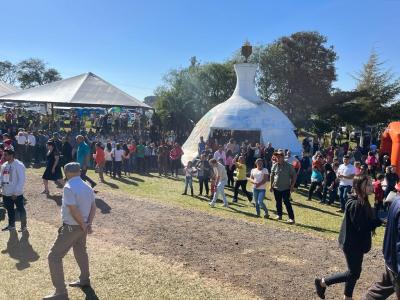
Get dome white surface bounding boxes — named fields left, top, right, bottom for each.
left=181, top=63, right=302, bottom=164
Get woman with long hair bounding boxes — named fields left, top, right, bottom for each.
left=93, top=142, right=105, bottom=182
left=104, top=142, right=113, bottom=176
left=122, top=143, right=131, bottom=177
left=42, top=141, right=64, bottom=194
left=315, top=175, right=382, bottom=300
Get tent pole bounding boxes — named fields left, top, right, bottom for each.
left=51, top=103, right=54, bottom=130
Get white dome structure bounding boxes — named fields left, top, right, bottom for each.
left=181, top=63, right=302, bottom=164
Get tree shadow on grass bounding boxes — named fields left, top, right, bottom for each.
left=95, top=198, right=111, bottom=214
left=1, top=230, right=40, bottom=271
left=291, top=201, right=342, bottom=217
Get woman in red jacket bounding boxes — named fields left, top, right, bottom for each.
left=169, top=143, right=184, bottom=178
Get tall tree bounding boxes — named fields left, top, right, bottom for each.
left=154, top=59, right=236, bottom=136
left=17, top=58, right=62, bottom=88
left=323, top=51, right=400, bottom=132
left=0, top=60, right=17, bottom=84
left=257, top=31, right=337, bottom=127
left=350, top=51, right=400, bottom=126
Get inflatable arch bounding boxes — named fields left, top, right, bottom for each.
left=380, top=122, right=400, bottom=175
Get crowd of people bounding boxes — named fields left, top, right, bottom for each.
left=2, top=109, right=400, bottom=299
left=179, top=135, right=393, bottom=224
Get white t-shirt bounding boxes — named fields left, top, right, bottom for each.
left=251, top=168, right=269, bottom=190
left=104, top=149, right=113, bottom=161
left=337, top=163, right=356, bottom=186
left=27, top=134, right=36, bottom=146
left=113, top=149, right=124, bottom=162
left=16, top=135, right=27, bottom=145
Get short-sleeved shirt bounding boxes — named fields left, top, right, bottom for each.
left=94, top=148, right=105, bottom=164
left=113, top=149, right=124, bottom=162
left=77, top=142, right=90, bottom=168
left=251, top=168, right=269, bottom=190
left=337, top=163, right=356, bottom=186
left=235, top=162, right=247, bottom=181
left=270, top=161, right=296, bottom=191
left=214, top=162, right=228, bottom=181
left=61, top=176, right=95, bottom=225
left=136, top=144, right=145, bottom=158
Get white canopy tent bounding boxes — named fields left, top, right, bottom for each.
left=0, top=81, right=19, bottom=97
left=0, top=72, right=151, bottom=108
left=181, top=63, right=302, bottom=164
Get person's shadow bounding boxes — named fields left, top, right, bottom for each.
left=1, top=230, right=40, bottom=270
left=95, top=198, right=111, bottom=214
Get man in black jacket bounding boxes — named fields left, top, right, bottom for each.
left=362, top=186, right=400, bottom=299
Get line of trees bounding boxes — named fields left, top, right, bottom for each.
left=152, top=31, right=400, bottom=138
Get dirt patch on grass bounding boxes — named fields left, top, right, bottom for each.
left=23, top=173, right=387, bottom=300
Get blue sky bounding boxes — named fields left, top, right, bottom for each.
left=1, top=0, right=399, bottom=101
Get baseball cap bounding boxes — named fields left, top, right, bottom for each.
left=274, top=149, right=285, bottom=156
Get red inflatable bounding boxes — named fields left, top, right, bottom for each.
left=380, top=122, right=400, bottom=175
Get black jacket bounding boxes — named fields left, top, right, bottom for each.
left=383, top=196, right=400, bottom=274
left=338, top=197, right=382, bottom=253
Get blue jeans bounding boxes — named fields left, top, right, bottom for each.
left=210, top=179, right=227, bottom=205
left=339, top=185, right=352, bottom=210
left=184, top=176, right=193, bottom=194
left=253, top=188, right=268, bottom=216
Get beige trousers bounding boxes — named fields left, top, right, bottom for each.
left=48, top=224, right=90, bottom=293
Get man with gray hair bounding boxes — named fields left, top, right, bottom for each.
left=43, top=162, right=96, bottom=300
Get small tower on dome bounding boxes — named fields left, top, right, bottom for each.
left=241, top=40, right=252, bottom=62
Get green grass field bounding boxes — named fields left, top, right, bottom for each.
left=74, top=169, right=385, bottom=247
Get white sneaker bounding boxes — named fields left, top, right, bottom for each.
left=286, top=219, right=295, bottom=225
left=209, top=202, right=216, bottom=208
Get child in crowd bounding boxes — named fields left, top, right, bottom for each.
left=354, top=161, right=362, bottom=175
left=182, top=161, right=196, bottom=196
left=210, top=171, right=216, bottom=201
left=373, top=174, right=385, bottom=216
left=366, top=151, right=378, bottom=179
left=225, top=150, right=235, bottom=187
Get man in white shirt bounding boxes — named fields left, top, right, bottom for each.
left=44, top=162, right=96, bottom=300
left=209, top=158, right=229, bottom=208
left=16, top=130, right=27, bottom=162
left=26, top=131, right=36, bottom=164
left=0, top=148, right=27, bottom=231
left=337, top=155, right=356, bottom=213
left=213, top=145, right=226, bottom=165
